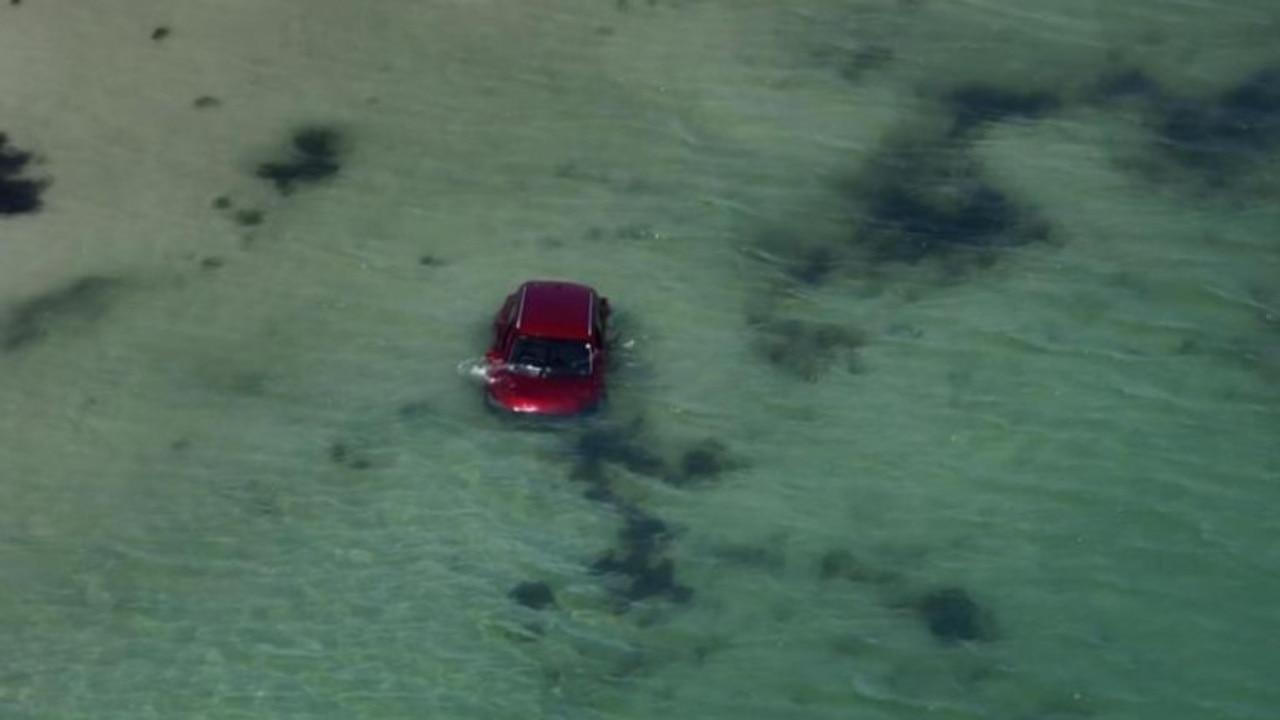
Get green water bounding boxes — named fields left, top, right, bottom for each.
left=1, top=1, right=1277, bottom=718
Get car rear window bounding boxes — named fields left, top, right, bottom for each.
left=508, top=336, right=592, bottom=378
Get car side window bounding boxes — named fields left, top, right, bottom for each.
left=499, top=296, right=518, bottom=329
left=593, top=298, right=608, bottom=343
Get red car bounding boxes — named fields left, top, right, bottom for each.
left=482, top=280, right=611, bottom=416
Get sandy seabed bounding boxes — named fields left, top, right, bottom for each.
left=1, top=1, right=1278, bottom=718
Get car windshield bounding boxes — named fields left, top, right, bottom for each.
left=506, top=336, right=592, bottom=378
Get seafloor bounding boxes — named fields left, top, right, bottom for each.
left=1, top=1, right=1277, bottom=719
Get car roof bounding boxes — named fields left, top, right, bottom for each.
left=514, top=280, right=598, bottom=341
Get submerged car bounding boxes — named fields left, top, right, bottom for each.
left=482, top=280, right=610, bottom=416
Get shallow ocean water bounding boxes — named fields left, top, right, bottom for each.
left=1, top=1, right=1277, bottom=718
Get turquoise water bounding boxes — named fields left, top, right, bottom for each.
left=1, top=1, right=1277, bottom=718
